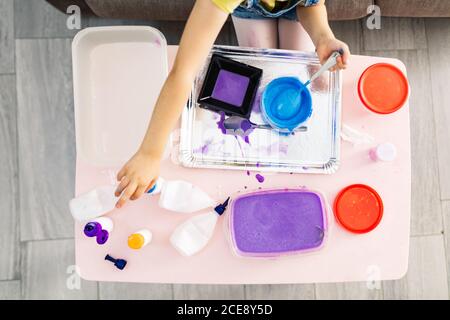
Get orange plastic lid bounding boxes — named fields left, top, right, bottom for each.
left=358, top=63, right=409, bottom=114
left=128, top=233, right=145, bottom=249
left=334, top=184, right=383, bottom=233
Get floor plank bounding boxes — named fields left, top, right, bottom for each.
left=0, top=75, right=19, bottom=280
left=0, top=0, right=14, bottom=73
left=383, top=235, right=448, bottom=299
left=425, top=18, right=450, bottom=200
left=362, top=17, right=427, bottom=51
left=244, top=284, right=315, bottom=300
left=315, top=282, right=383, bottom=300
left=173, top=285, right=245, bottom=300
left=14, top=0, right=78, bottom=38
left=16, top=39, right=75, bottom=241
left=14, top=0, right=238, bottom=46
left=330, top=20, right=363, bottom=55
left=0, top=280, right=21, bottom=299
left=99, top=282, right=172, bottom=300
left=21, top=239, right=98, bottom=299
left=362, top=49, right=442, bottom=236
left=442, top=201, right=450, bottom=292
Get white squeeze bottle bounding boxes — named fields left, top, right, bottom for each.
left=158, top=180, right=217, bottom=213
left=170, top=198, right=230, bottom=256
left=69, top=178, right=165, bottom=222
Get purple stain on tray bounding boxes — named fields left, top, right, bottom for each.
left=211, top=70, right=250, bottom=107
left=231, top=190, right=326, bottom=255
left=251, top=92, right=262, bottom=113
left=193, top=139, right=213, bottom=154
left=255, top=174, right=265, bottom=183
left=216, top=112, right=227, bottom=134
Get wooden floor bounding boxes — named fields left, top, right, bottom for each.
left=0, top=0, right=449, bottom=300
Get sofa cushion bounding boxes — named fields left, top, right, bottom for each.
left=327, top=0, right=373, bottom=20
left=85, top=0, right=372, bottom=21
left=47, top=0, right=94, bottom=15
left=377, top=0, right=450, bottom=17
left=86, top=0, right=195, bottom=21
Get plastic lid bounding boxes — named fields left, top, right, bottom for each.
left=128, top=233, right=145, bottom=249
left=358, top=63, right=409, bottom=114
left=334, top=184, right=383, bottom=233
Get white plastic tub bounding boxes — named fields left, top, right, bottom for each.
left=72, top=26, right=170, bottom=167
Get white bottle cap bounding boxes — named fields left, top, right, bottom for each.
left=375, top=143, right=397, bottom=161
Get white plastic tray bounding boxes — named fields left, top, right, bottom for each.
left=72, top=26, right=170, bottom=167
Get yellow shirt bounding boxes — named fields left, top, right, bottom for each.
left=212, top=0, right=289, bottom=13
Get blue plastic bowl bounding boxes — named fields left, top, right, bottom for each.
left=261, top=77, right=312, bottom=132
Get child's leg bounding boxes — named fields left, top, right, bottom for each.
left=232, top=16, right=278, bottom=49
left=278, top=18, right=315, bottom=52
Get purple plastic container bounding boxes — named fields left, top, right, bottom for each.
left=228, top=188, right=328, bottom=258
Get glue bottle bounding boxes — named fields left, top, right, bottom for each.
left=170, top=198, right=229, bottom=256
left=128, top=229, right=152, bottom=250
left=157, top=180, right=217, bottom=213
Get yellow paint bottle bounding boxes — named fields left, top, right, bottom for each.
left=128, top=229, right=152, bottom=250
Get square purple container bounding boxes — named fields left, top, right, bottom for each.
left=197, top=54, right=262, bottom=118
left=228, top=188, right=328, bottom=258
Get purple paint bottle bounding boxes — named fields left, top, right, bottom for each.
left=83, top=217, right=113, bottom=245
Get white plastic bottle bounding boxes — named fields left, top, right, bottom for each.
left=70, top=185, right=118, bottom=222
left=69, top=178, right=165, bottom=222
left=170, top=198, right=229, bottom=256
left=158, top=180, right=217, bottom=213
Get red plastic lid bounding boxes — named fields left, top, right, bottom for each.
left=334, top=184, right=383, bottom=233
left=358, top=63, right=409, bottom=114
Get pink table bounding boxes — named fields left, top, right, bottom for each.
left=75, top=46, right=411, bottom=284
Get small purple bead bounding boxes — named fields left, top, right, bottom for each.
left=96, top=229, right=109, bottom=245
left=255, top=174, right=265, bottom=183
left=84, top=222, right=101, bottom=237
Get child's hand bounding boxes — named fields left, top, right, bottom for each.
left=315, top=36, right=350, bottom=71
left=114, top=151, right=161, bottom=208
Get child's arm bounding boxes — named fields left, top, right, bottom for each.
left=297, top=0, right=350, bottom=70
left=115, top=0, right=229, bottom=208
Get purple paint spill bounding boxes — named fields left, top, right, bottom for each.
left=231, top=190, right=326, bottom=255
left=193, top=139, right=213, bottom=154
left=216, top=112, right=227, bottom=134
left=211, top=70, right=250, bottom=107
left=218, top=114, right=254, bottom=145
left=255, top=174, right=265, bottom=183
left=252, top=92, right=262, bottom=113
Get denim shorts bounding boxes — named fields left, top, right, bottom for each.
left=232, top=0, right=320, bottom=21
